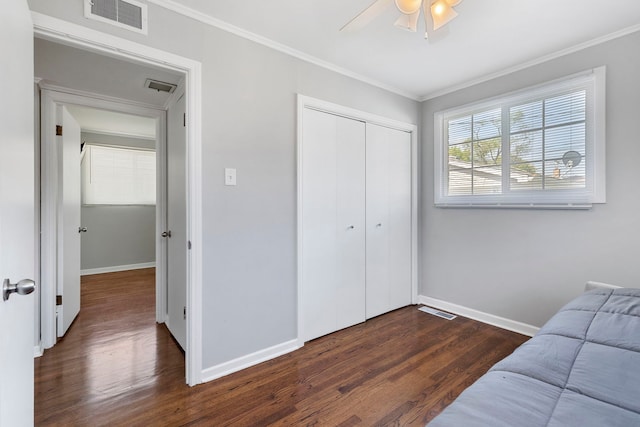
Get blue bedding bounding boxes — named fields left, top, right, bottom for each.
left=428, top=288, right=640, bottom=427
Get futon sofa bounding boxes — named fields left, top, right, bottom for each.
left=428, top=287, right=640, bottom=426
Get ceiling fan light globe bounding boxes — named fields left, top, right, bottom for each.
left=431, top=0, right=458, bottom=30
left=395, top=0, right=422, bottom=15
left=445, top=0, right=463, bottom=6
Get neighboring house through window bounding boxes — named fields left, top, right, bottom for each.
left=434, top=67, right=606, bottom=208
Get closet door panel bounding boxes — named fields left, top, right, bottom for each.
left=335, top=117, right=366, bottom=331
left=302, top=109, right=338, bottom=340
left=366, top=124, right=412, bottom=319
left=301, top=108, right=366, bottom=341
left=386, top=129, right=412, bottom=310
left=365, top=126, right=391, bottom=319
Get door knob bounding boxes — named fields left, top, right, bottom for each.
left=3, top=278, right=36, bottom=301
left=78, top=227, right=88, bottom=233
left=162, top=231, right=172, bottom=238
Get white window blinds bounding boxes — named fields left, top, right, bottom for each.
left=82, top=144, right=156, bottom=205
left=434, top=67, right=605, bottom=208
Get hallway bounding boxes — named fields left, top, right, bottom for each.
left=35, top=268, right=185, bottom=425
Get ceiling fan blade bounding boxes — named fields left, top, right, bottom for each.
left=394, top=10, right=420, bottom=32
left=340, top=0, right=394, bottom=32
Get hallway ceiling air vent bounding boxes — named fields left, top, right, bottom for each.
left=84, top=0, right=148, bottom=35
left=144, top=79, right=177, bottom=93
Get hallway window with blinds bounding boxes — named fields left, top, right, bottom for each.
left=81, top=144, right=156, bottom=205
left=434, top=67, right=606, bottom=208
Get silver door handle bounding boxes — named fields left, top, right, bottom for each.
left=78, top=227, right=88, bottom=233
left=376, top=223, right=383, bottom=227
left=162, top=231, right=172, bottom=238
left=347, top=225, right=355, bottom=230
left=3, top=278, right=36, bottom=301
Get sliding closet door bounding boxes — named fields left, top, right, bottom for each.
left=365, top=123, right=412, bottom=319
left=301, top=108, right=366, bottom=341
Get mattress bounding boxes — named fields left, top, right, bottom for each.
left=428, top=288, right=640, bottom=427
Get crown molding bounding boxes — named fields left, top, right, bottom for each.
left=420, top=23, right=640, bottom=102
left=146, top=0, right=421, bottom=101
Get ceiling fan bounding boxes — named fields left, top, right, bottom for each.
left=341, top=0, right=463, bottom=38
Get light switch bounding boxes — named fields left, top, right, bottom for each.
left=225, top=168, right=237, bottom=186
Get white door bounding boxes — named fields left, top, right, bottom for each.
left=301, top=108, right=366, bottom=341
left=57, top=106, right=82, bottom=337
left=365, top=123, right=412, bottom=319
left=0, top=1, right=36, bottom=425
left=166, top=94, right=187, bottom=350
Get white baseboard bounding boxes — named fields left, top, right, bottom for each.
left=34, top=343, right=43, bottom=358
left=585, top=281, right=622, bottom=291
left=201, top=339, right=299, bottom=384
left=418, top=295, right=539, bottom=337
left=81, top=262, right=156, bottom=276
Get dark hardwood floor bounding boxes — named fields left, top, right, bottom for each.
left=35, top=269, right=528, bottom=426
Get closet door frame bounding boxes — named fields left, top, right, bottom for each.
left=296, top=95, right=418, bottom=346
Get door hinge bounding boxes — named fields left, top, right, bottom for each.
left=183, top=306, right=186, bottom=320
left=56, top=295, right=62, bottom=306
left=187, top=240, right=192, bottom=250
left=183, top=113, right=186, bottom=127
left=56, top=125, right=63, bottom=136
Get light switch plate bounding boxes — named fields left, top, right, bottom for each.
left=225, top=168, right=237, bottom=186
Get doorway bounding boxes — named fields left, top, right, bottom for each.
left=33, top=23, right=202, bottom=384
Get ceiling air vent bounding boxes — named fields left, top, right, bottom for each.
left=84, top=0, right=148, bottom=35
left=144, top=79, right=177, bottom=93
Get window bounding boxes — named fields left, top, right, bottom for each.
left=434, top=67, right=606, bottom=208
left=82, top=144, right=156, bottom=205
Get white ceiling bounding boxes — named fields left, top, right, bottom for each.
left=163, top=0, right=640, bottom=100
left=35, top=38, right=182, bottom=108
left=66, top=105, right=157, bottom=139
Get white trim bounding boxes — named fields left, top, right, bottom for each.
left=296, top=95, right=418, bottom=344
left=146, top=0, right=419, bottom=101
left=80, top=262, right=156, bottom=276
left=421, top=23, right=640, bottom=101
left=34, top=80, right=42, bottom=357
left=433, top=67, right=606, bottom=208
left=39, top=88, right=166, bottom=349
left=38, top=81, right=164, bottom=111
left=201, top=340, right=300, bottom=383
left=163, top=76, right=186, bottom=110
left=298, top=95, right=417, bottom=132
left=584, top=281, right=622, bottom=291
left=33, top=12, right=203, bottom=386
left=418, top=295, right=539, bottom=337
left=80, top=128, right=156, bottom=141
left=34, top=344, right=43, bottom=358
left=39, top=89, right=58, bottom=349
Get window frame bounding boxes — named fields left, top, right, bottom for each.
left=434, top=67, right=606, bottom=208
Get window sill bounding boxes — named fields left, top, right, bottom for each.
left=434, top=202, right=593, bottom=210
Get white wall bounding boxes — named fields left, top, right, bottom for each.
left=80, top=132, right=156, bottom=271
left=421, top=30, right=640, bottom=328
left=28, top=0, right=419, bottom=369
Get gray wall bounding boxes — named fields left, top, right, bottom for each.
left=80, top=132, right=156, bottom=271
left=81, top=205, right=156, bottom=270
left=29, top=1, right=419, bottom=368
left=421, top=31, right=640, bottom=328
